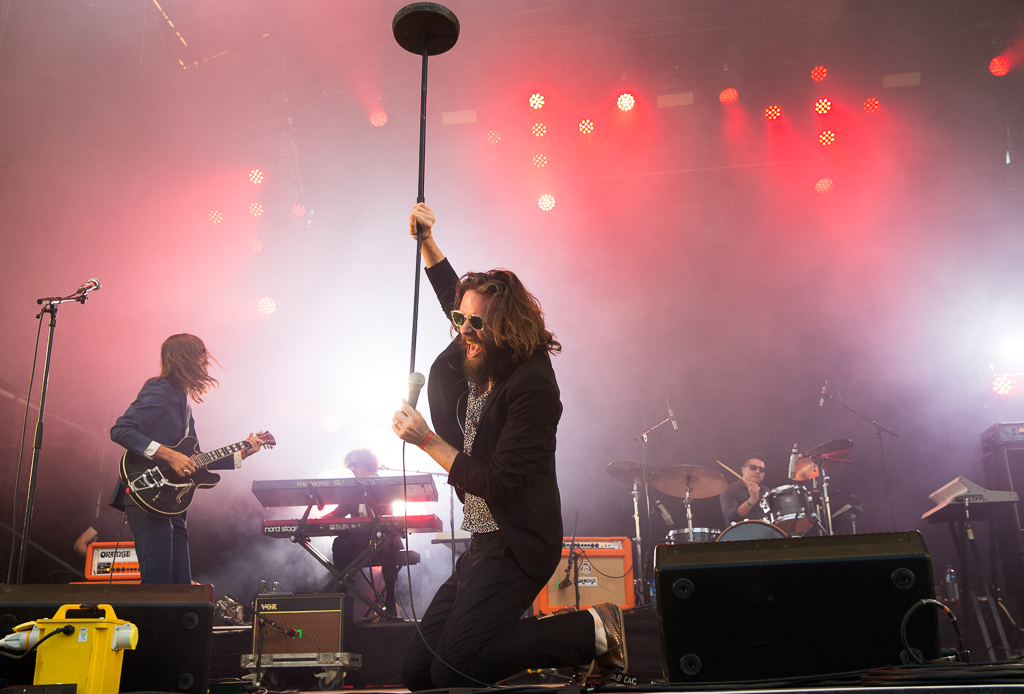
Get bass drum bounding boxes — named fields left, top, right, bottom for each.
left=666, top=527, right=721, bottom=543
left=717, top=519, right=788, bottom=542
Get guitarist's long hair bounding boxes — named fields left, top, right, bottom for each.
left=157, top=334, right=220, bottom=403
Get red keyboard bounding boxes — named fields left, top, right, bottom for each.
left=262, top=514, right=443, bottom=538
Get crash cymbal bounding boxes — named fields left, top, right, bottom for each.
left=650, top=465, right=727, bottom=500
left=790, top=439, right=855, bottom=480
left=607, top=460, right=645, bottom=485
left=791, top=457, right=819, bottom=481
left=812, top=438, right=853, bottom=460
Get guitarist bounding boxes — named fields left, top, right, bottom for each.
left=108, top=334, right=264, bottom=584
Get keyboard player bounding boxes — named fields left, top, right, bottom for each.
left=325, top=449, right=404, bottom=617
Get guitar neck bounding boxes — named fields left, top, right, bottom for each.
left=192, top=440, right=250, bottom=469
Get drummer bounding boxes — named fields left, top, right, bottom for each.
left=720, top=456, right=770, bottom=525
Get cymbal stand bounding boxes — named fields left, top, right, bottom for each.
left=633, top=413, right=674, bottom=606
left=683, top=478, right=695, bottom=543
left=809, top=458, right=834, bottom=536
left=630, top=478, right=643, bottom=602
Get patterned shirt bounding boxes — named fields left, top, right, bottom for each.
left=460, top=380, right=499, bottom=534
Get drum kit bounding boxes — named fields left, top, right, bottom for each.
left=606, top=439, right=855, bottom=581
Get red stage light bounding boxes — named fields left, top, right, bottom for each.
left=811, top=65, right=827, bottom=82
left=719, top=88, right=738, bottom=104
left=258, top=297, right=276, bottom=315
left=249, top=238, right=263, bottom=252
left=538, top=194, right=555, bottom=211
left=990, top=56, right=1010, bottom=76
left=819, top=130, right=835, bottom=145
left=249, top=202, right=263, bottom=217
left=532, top=123, right=546, bottom=137
left=993, top=374, right=1014, bottom=395
left=249, top=169, right=264, bottom=185
left=813, top=98, right=832, bottom=114
left=529, top=93, right=545, bottom=109
left=291, top=203, right=306, bottom=217
left=487, top=129, right=501, bottom=144
left=765, top=105, right=782, bottom=120
left=208, top=210, right=223, bottom=223
left=863, top=97, right=880, bottom=113
left=617, top=93, right=635, bottom=111
left=533, top=154, right=547, bottom=168
left=578, top=119, right=594, bottom=134
left=370, top=110, right=388, bottom=127
left=814, top=178, right=834, bottom=193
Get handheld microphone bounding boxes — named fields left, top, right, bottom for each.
left=667, top=399, right=678, bottom=430
left=819, top=380, right=828, bottom=407
left=77, top=278, right=102, bottom=294
left=408, top=372, right=426, bottom=409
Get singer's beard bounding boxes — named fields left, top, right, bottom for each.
left=461, top=337, right=514, bottom=386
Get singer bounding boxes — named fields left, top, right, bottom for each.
left=108, top=334, right=264, bottom=584
left=392, top=204, right=626, bottom=689
left=719, top=456, right=770, bottom=525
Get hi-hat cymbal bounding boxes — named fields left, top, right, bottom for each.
left=791, top=439, right=855, bottom=480
left=650, top=465, right=727, bottom=500
left=607, top=460, right=645, bottom=485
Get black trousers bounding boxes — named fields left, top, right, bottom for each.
left=401, top=531, right=596, bottom=690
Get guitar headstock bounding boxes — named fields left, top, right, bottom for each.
left=256, top=430, right=276, bottom=450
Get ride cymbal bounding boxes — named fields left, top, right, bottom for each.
left=650, top=465, right=727, bottom=499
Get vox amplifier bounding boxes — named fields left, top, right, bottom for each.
left=252, top=594, right=354, bottom=656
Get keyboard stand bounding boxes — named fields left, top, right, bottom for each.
left=286, top=502, right=389, bottom=620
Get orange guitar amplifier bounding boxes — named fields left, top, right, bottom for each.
left=84, top=541, right=141, bottom=582
left=533, top=537, right=634, bottom=614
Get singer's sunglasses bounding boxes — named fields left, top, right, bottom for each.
left=745, top=464, right=766, bottom=473
left=451, top=310, right=487, bottom=331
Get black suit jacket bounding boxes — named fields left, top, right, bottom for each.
left=425, top=259, right=563, bottom=580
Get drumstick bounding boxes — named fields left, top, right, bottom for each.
left=716, top=460, right=744, bottom=481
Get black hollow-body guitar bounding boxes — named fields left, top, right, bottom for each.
left=120, top=431, right=276, bottom=516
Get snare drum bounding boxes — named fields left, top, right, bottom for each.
left=716, top=519, right=788, bottom=541
left=666, top=527, right=721, bottom=544
left=761, top=484, right=813, bottom=535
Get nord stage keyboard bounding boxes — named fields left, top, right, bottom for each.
left=262, top=514, right=444, bottom=538
left=252, top=474, right=438, bottom=508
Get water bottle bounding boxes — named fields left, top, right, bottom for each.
left=649, top=579, right=658, bottom=612
left=944, top=565, right=960, bottom=602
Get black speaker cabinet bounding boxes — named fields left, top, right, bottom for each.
left=655, top=531, right=940, bottom=683
left=982, top=444, right=1024, bottom=609
left=0, top=583, right=213, bottom=693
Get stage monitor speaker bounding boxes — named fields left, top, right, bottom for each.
left=533, top=537, right=634, bottom=614
left=252, top=593, right=353, bottom=656
left=655, top=531, right=940, bottom=683
left=0, top=583, right=213, bottom=693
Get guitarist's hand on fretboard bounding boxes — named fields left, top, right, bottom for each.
left=155, top=445, right=197, bottom=477
left=241, top=432, right=264, bottom=460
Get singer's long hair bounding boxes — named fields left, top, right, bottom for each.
left=155, top=334, right=219, bottom=403
left=454, top=269, right=561, bottom=363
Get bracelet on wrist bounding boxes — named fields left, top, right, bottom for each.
left=417, top=431, right=435, bottom=450
left=745, top=499, right=756, bottom=507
